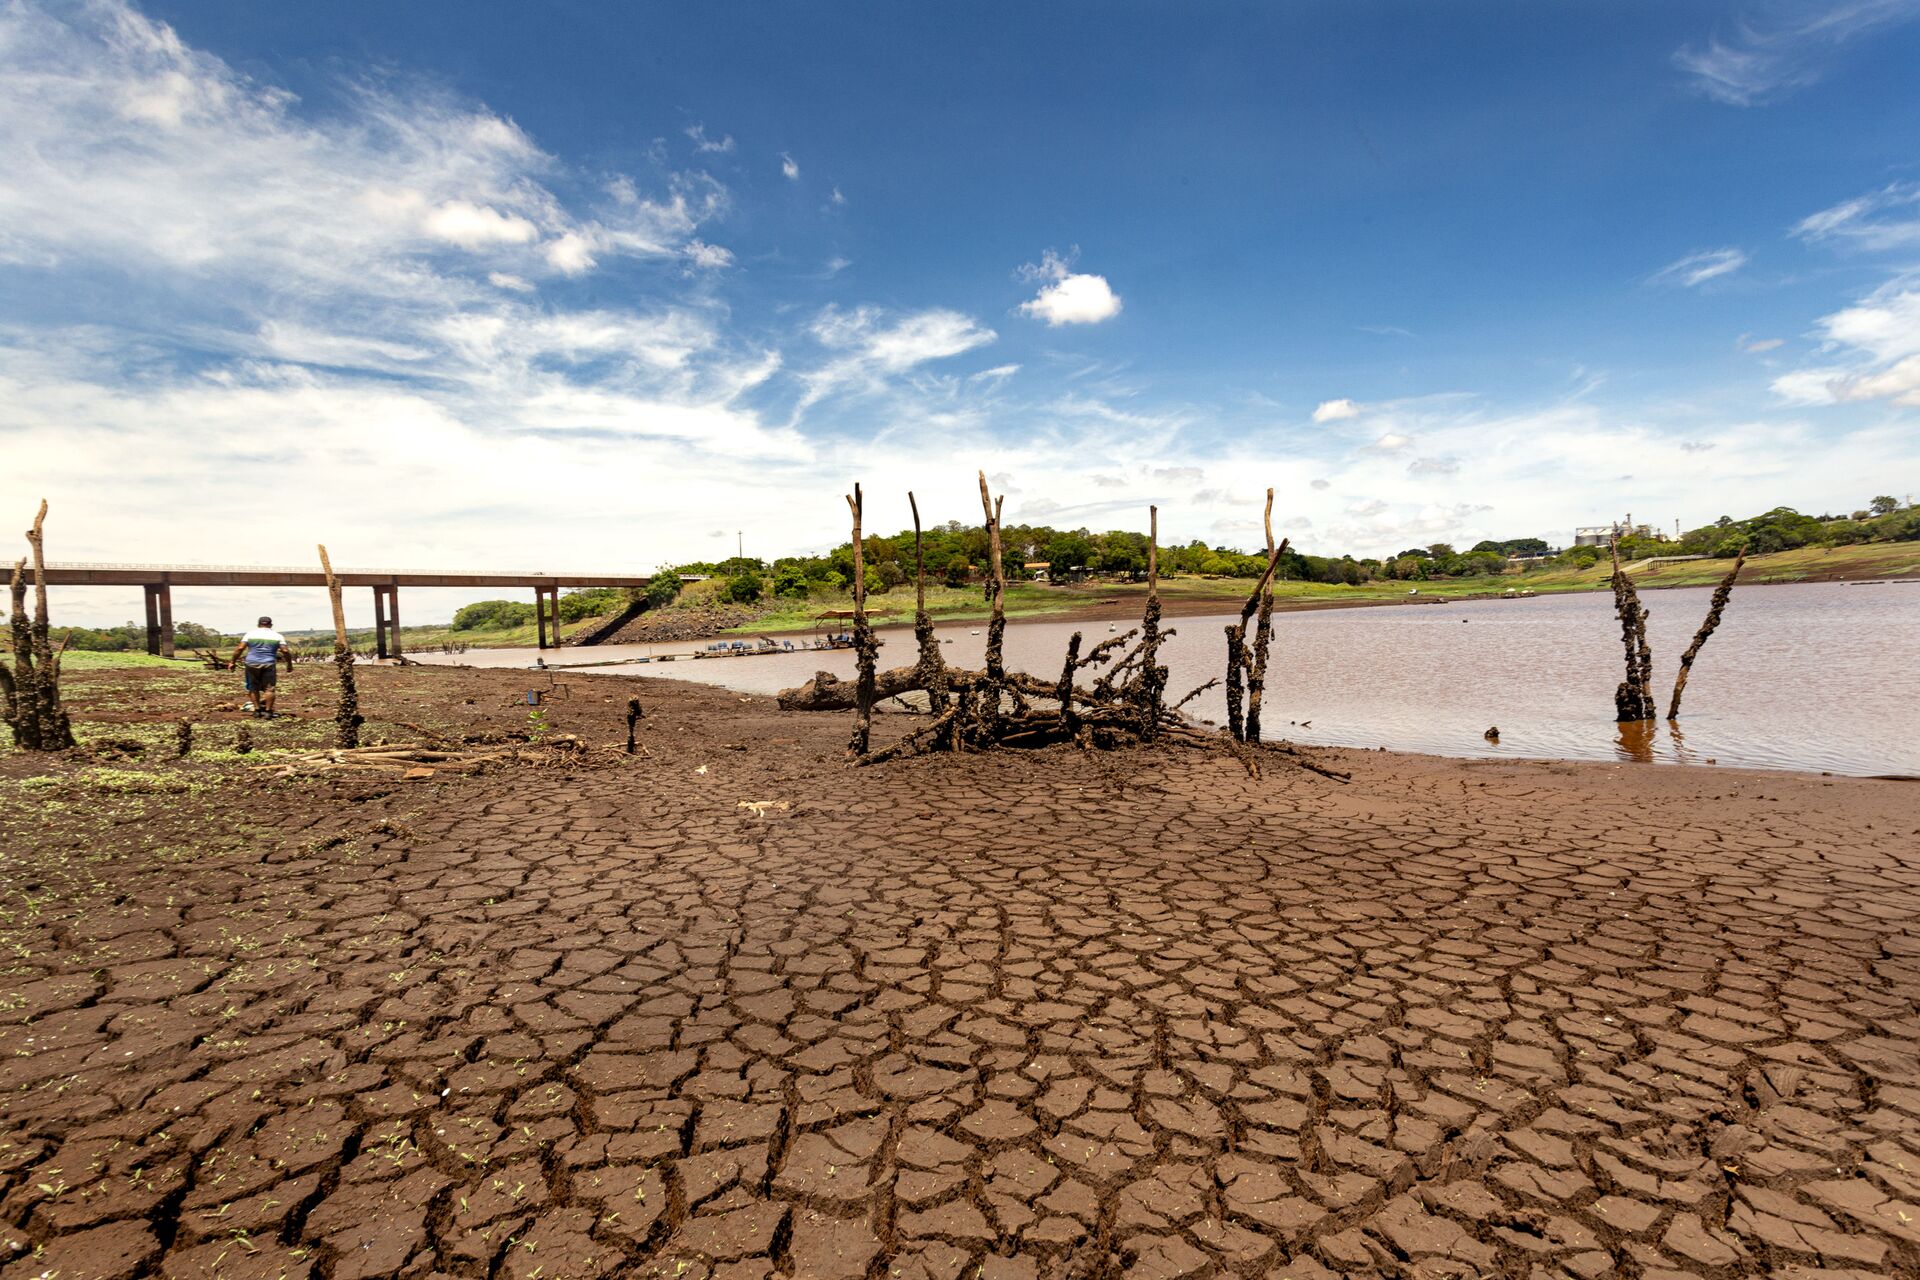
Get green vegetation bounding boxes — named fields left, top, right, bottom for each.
left=54, top=649, right=200, bottom=671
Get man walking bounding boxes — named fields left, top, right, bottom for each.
left=229, top=616, right=295, bottom=718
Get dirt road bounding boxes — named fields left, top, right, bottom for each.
left=1, top=664, right=1916, bottom=1279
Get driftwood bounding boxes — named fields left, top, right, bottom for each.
left=1, top=501, right=77, bottom=751
left=1667, top=546, right=1746, bottom=720
left=317, top=544, right=361, bottom=748
left=1609, top=538, right=1655, bottom=722
left=253, top=735, right=611, bottom=778
left=778, top=481, right=1341, bottom=781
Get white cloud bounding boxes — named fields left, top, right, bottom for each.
left=1738, top=333, right=1784, bottom=353
left=1651, top=247, right=1749, bottom=287
left=795, top=305, right=997, bottom=415
left=1312, top=398, right=1361, bottom=422
left=829, top=186, right=847, bottom=206
left=544, top=232, right=596, bottom=275
left=684, top=123, right=734, bottom=154
left=1793, top=181, right=1920, bottom=252
left=683, top=240, right=734, bottom=270
left=1406, top=455, right=1461, bottom=478
left=0, top=0, right=721, bottom=296
left=1016, top=250, right=1122, bottom=326
left=1674, top=1, right=1920, bottom=105
left=1369, top=432, right=1412, bottom=453
left=423, top=200, right=538, bottom=249
left=970, top=364, right=1020, bottom=384
left=488, top=271, right=535, bottom=292
left=1772, top=280, right=1920, bottom=407
left=780, top=152, right=800, bottom=180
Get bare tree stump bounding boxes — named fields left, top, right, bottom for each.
left=3, top=502, right=76, bottom=751
left=318, top=544, right=362, bottom=748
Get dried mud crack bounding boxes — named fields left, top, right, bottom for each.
left=0, top=663, right=1916, bottom=1280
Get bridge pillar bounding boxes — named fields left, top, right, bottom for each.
left=370, top=585, right=405, bottom=660
left=143, top=583, right=174, bottom=657
left=535, top=586, right=562, bottom=650
left=371, top=587, right=390, bottom=660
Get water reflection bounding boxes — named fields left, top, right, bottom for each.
left=1613, top=719, right=1657, bottom=764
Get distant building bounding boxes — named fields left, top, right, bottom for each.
left=1574, top=520, right=1662, bottom=547
left=1024, top=560, right=1052, bottom=582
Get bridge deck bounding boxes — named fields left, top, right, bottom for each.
left=40, top=562, right=654, bottom=588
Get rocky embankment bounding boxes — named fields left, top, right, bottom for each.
left=595, top=601, right=768, bottom=644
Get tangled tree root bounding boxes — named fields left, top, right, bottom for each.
left=781, top=474, right=1343, bottom=782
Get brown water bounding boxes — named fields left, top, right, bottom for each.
left=419, top=580, right=1920, bottom=776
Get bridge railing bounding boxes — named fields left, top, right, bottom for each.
left=45, top=561, right=664, bottom=578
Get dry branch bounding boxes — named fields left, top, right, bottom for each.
left=1667, top=546, right=1746, bottom=720
left=317, top=544, right=361, bottom=748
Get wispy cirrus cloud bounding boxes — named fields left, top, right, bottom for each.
left=1650, top=247, right=1749, bottom=287
left=1793, top=181, right=1920, bottom=251
left=1674, top=0, right=1920, bottom=105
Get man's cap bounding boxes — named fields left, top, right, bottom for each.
left=258, top=616, right=272, bottom=626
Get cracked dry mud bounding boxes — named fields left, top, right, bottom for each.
left=2, top=666, right=1918, bottom=1280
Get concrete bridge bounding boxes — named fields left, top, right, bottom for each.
left=41, top=562, right=660, bottom=657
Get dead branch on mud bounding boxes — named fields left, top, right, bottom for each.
left=317, top=544, right=362, bottom=748
left=1609, top=538, right=1655, bottom=722
left=1667, top=545, right=1746, bottom=721
left=253, top=734, right=616, bottom=779
left=1, top=501, right=77, bottom=751
left=777, top=480, right=1341, bottom=781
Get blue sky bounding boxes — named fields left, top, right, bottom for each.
left=4, top=0, right=1919, bottom=628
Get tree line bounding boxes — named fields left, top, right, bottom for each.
left=435, top=494, right=1920, bottom=628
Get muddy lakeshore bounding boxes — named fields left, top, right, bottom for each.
left=2, top=662, right=1918, bottom=1280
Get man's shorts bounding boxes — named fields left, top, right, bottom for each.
left=244, top=664, right=278, bottom=693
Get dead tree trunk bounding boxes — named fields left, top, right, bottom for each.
left=973, top=471, right=1010, bottom=743
left=1245, top=489, right=1279, bottom=744
left=1667, top=546, right=1746, bottom=720
left=317, top=544, right=361, bottom=748
left=2, top=502, right=76, bottom=751
left=1225, top=510, right=1289, bottom=743
left=846, top=484, right=878, bottom=757
left=1132, top=506, right=1169, bottom=741
left=908, top=492, right=952, bottom=745
left=1609, top=538, right=1654, bottom=722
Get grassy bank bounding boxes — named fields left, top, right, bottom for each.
left=232, top=538, right=1920, bottom=652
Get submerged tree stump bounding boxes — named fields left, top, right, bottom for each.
left=1609, top=538, right=1655, bottom=722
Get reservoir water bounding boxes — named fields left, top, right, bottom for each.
left=417, top=580, right=1920, bottom=777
